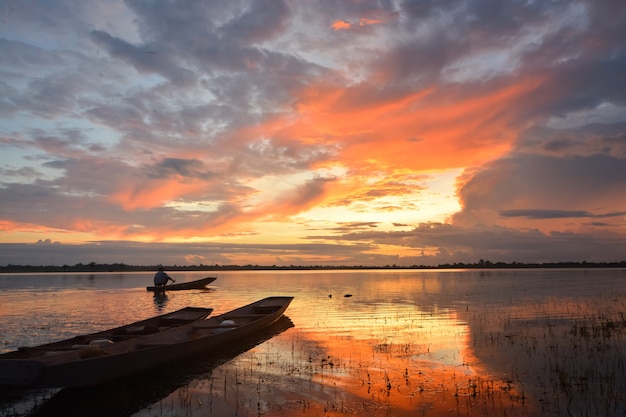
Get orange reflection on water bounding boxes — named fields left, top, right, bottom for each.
left=267, top=306, right=528, bottom=416
left=137, top=300, right=529, bottom=417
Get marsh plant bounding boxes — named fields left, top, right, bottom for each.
left=134, top=297, right=626, bottom=417
left=136, top=313, right=536, bottom=416
left=465, top=301, right=626, bottom=416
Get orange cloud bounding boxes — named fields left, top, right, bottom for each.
left=331, top=20, right=352, bottom=30
left=109, top=177, right=209, bottom=211
left=0, top=220, right=67, bottom=237
left=86, top=72, right=548, bottom=242
left=331, top=15, right=388, bottom=31
left=289, top=76, right=546, bottom=173
left=69, top=218, right=139, bottom=238
left=359, top=17, right=384, bottom=26
left=191, top=74, right=547, bottom=241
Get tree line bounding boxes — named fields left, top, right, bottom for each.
left=1, top=260, right=625, bottom=273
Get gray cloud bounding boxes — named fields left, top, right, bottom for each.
left=322, top=222, right=626, bottom=264
left=218, top=0, right=291, bottom=44
left=90, top=30, right=197, bottom=87
left=0, top=38, right=62, bottom=73
left=499, top=209, right=626, bottom=219
left=146, top=158, right=213, bottom=179
left=0, top=240, right=376, bottom=267
left=457, top=152, right=626, bottom=218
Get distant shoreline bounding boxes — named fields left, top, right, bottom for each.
left=1, top=260, right=625, bottom=273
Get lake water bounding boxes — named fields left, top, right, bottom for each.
left=1, top=268, right=625, bottom=417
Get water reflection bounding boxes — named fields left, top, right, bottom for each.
left=2, top=269, right=625, bottom=417
left=128, top=269, right=625, bottom=417
left=152, top=292, right=169, bottom=310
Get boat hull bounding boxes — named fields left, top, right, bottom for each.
left=0, top=306, right=212, bottom=387
left=0, top=296, right=293, bottom=388
left=146, top=276, right=217, bottom=291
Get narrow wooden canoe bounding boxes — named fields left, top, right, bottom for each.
left=20, top=317, right=296, bottom=417
left=146, top=276, right=217, bottom=292
left=0, top=306, right=212, bottom=387
left=0, top=296, right=293, bottom=388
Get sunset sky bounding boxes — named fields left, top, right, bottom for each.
left=1, top=0, right=625, bottom=266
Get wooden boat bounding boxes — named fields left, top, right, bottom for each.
left=146, top=276, right=217, bottom=292
left=0, top=306, right=212, bottom=388
left=0, top=296, right=293, bottom=388
left=18, top=317, right=296, bottom=417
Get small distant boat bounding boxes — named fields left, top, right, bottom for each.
left=146, top=276, right=217, bottom=292
left=0, top=296, right=293, bottom=388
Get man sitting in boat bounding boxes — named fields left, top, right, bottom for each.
left=154, top=266, right=175, bottom=287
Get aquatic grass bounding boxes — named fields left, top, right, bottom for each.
left=464, top=297, right=626, bottom=417
left=102, top=294, right=626, bottom=416
left=126, top=303, right=624, bottom=416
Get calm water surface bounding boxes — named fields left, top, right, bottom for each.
left=1, top=269, right=625, bottom=417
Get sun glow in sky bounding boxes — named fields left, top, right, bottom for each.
left=1, top=0, right=625, bottom=266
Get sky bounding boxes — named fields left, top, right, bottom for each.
left=1, top=0, right=625, bottom=267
